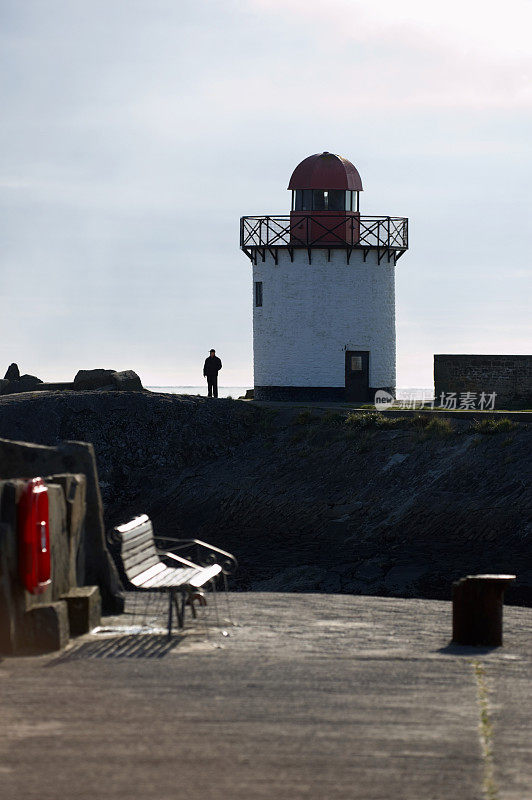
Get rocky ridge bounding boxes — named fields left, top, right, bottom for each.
left=1, top=363, right=143, bottom=395
left=0, top=390, right=529, bottom=604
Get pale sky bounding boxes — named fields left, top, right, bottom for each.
left=1, top=0, right=531, bottom=388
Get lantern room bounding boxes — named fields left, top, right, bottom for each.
left=288, top=151, right=363, bottom=212
left=288, top=152, right=364, bottom=246
left=291, top=189, right=360, bottom=213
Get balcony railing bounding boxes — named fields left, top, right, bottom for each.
left=240, top=214, right=408, bottom=262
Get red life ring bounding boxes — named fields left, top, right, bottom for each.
left=18, top=478, right=51, bottom=595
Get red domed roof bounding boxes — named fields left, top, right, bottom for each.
left=288, top=152, right=363, bottom=191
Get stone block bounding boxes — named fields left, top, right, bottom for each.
left=73, top=368, right=143, bottom=392
left=47, top=484, right=69, bottom=602
left=25, top=601, right=70, bottom=652
left=0, top=519, right=17, bottom=653
left=73, top=369, right=116, bottom=389
left=46, top=474, right=86, bottom=588
left=60, top=586, right=101, bottom=636
left=111, top=370, right=143, bottom=391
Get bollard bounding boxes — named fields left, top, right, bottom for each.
left=452, top=574, right=516, bottom=646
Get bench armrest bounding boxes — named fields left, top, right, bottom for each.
left=163, top=551, right=201, bottom=570
left=155, top=537, right=238, bottom=576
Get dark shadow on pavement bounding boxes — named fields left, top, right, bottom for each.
left=47, top=634, right=182, bottom=664
left=437, top=642, right=499, bottom=656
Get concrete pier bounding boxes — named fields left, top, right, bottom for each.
left=0, top=593, right=530, bottom=799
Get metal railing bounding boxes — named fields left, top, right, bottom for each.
left=240, top=214, right=408, bottom=252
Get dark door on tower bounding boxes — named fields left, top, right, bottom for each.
left=345, top=351, right=370, bottom=401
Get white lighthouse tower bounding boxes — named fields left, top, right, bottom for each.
left=240, top=152, right=408, bottom=401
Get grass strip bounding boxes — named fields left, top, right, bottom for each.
left=472, top=660, right=499, bottom=800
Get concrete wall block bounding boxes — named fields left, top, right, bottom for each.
left=24, top=601, right=70, bottom=653
left=46, top=474, right=86, bottom=589
left=0, top=480, right=46, bottom=651
left=0, top=438, right=124, bottom=612
left=0, top=518, right=17, bottom=653
left=0, top=463, right=108, bottom=654
left=60, top=586, right=101, bottom=636
left=46, top=484, right=71, bottom=603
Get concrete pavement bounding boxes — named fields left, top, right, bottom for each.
left=0, top=593, right=530, bottom=799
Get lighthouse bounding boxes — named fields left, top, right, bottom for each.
left=240, top=152, right=408, bottom=402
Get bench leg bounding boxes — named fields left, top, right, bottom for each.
left=174, top=592, right=186, bottom=629
left=167, top=591, right=174, bottom=638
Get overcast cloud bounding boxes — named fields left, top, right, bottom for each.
left=1, top=0, right=531, bottom=388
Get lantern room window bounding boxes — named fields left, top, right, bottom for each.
left=313, top=189, right=327, bottom=210
left=292, top=190, right=359, bottom=212
left=327, top=190, right=345, bottom=211
left=294, top=189, right=313, bottom=211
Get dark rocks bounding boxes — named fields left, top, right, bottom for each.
left=111, top=370, right=143, bottom=391
left=1, top=374, right=43, bottom=395
left=4, top=363, right=20, bottom=381
left=19, top=374, right=43, bottom=389
left=73, top=368, right=144, bottom=391
left=1, top=362, right=44, bottom=395
left=73, top=369, right=117, bottom=390
left=2, top=362, right=41, bottom=393
left=0, top=365, right=144, bottom=395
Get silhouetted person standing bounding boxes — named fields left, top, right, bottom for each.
left=203, top=349, right=222, bottom=398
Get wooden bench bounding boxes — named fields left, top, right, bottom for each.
left=112, top=515, right=236, bottom=636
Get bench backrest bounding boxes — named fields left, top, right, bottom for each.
left=115, top=514, right=161, bottom=583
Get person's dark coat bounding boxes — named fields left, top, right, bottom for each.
left=203, top=356, right=222, bottom=377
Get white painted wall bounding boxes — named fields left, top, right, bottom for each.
left=251, top=248, right=396, bottom=388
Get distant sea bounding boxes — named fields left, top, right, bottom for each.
left=146, top=386, right=434, bottom=401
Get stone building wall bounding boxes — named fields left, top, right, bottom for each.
left=252, top=248, right=396, bottom=396
left=434, top=354, right=532, bottom=409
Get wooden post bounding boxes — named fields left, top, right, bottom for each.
left=452, top=574, right=516, bottom=646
